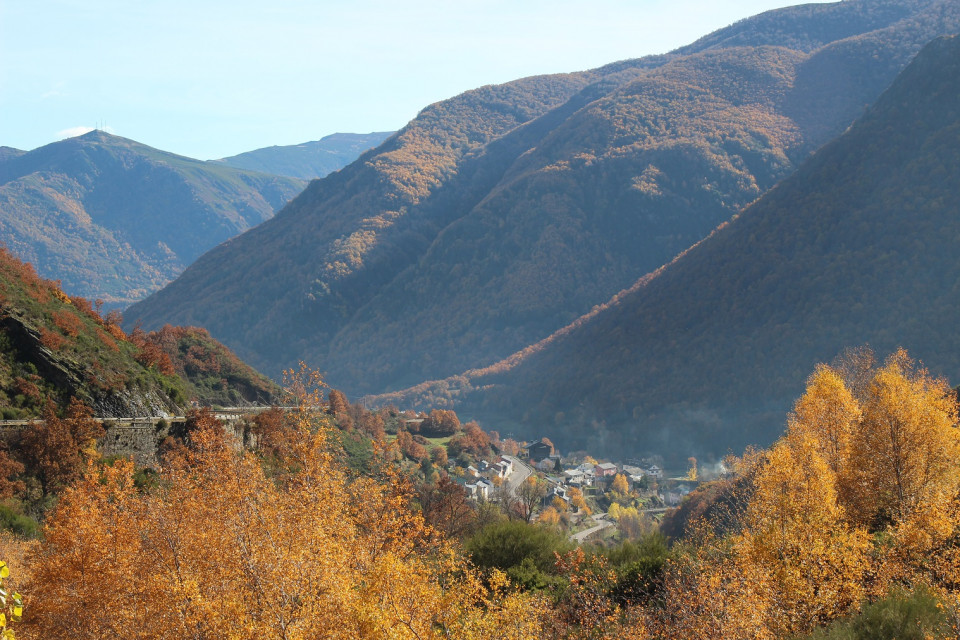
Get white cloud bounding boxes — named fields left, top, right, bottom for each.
left=57, top=126, right=114, bottom=139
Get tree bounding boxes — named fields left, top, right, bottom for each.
left=430, top=446, right=448, bottom=467
left=327, top=388, right=350, bottom=417
left=516, top=476, right=548, bottom=523
left=737, top=432, right=869, bottom=636
left=843, top=350, right=960, bottom=528
left=569, top=487, right=591, bottom=516
left=417, top=475, right=476, bottom=538
left=19, top=398, right=103, bottom=495
left=420, top=409, right=461, bottom=437
left=611, top=473, right=630, bottom=495
left=787, top=363, right=861, bottom=475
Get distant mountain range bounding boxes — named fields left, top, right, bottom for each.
left=126, top=0, right=960, bottom=402
left=213, top=132, right=395, bottom=180
left=375, top=34, right=960, bottom=461
left=0, top=131, right=307, bottom=307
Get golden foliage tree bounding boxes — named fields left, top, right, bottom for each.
left=787, top=363, right=861, bottom=475
left=736, top=433, right=869, bottom=636
left=843, top=349, right=960, bottom=528
left=23, top=369, right=546, bottom=639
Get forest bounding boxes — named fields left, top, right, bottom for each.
left=0, top=347, right=953, bottom=638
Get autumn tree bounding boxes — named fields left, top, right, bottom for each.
left=843, top=349, right=960, bottom=528
left=420, top=409, right=461, bottom=437
left=611, top=473, right=630, bottom=495
left=448, top=422, right=492, bottom=459
left=569, top=487, right=591, bottom=516
left=25, top=367, right=548, bottom=639
left=736, top=432, right=869, bottom=636
left=430, top=446, right=448, bottom=467
left=19, top=398, right=103, bottom=496
left=787, top=363, right=861, bottom=475
left=515, top=476, right=548, bottom=523
left=417, top=475, right=476, bottom=538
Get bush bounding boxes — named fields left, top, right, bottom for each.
left=466, top=520, right=570, bottom=591
left=0, top=504, right=39, bottom=538
left=800, top=587, right=952, bottom=640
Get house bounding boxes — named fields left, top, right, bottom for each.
left=564, top=468, right=593, bottom=487
left=524, top=440, right=553, bottom=462
left=466, top=465, right=479, bottom=478
left=647, top=465, right=663, bottom=479
left=492, top=459, right=512, bottom=479
left=622, top=464, right=645, bottom=477
left=465, top=477, right=493, bottom=501
left=596, top=462, right=618, bottom=477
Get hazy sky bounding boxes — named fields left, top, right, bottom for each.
left=1, top=0, right=830, bottom=160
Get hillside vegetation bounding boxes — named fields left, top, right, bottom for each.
left=0, top=246, right=184, bottom=418
left=127, top=0, right=960, bottom=396
left=380, top=34, right=960, bottom=460
left=140, top=325, right=280, bottom=407
left=0, top=131, right=306, bottom=306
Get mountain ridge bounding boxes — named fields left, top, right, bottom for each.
left=126, top=0, right=960, bottom=397
left=376, top=34, right=960, bottom=461
left=212, top=131, right=395, bottom=180
left=0, top=131, right=306, bottom=306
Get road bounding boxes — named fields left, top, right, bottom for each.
left=502, top=455, right=533, bottom=497
left=570, top=513, right=615, bottom=544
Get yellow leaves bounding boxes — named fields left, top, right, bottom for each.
left=787, top=363, right=861, bottom=475
left=23, top=370, right=552, bottom=639
left=611, top=473, right=630, bottom=495
left=844, top=350, right=960, bottom=527
left=739, top=432, right=870, bottom=636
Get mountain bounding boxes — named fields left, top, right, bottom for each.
left=0, top=242, right=279, bottom=418
left=0, top=131, right=306, bottom=307
left=377, top=34, right=960, bottom=462
left=0, top=245, right=183, bottom=418
left=126, top=0, right=960, bottom=395
left=213, top=132, right=395, bottom=180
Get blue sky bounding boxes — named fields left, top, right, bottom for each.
left=1, top=0, right=829, bottom=160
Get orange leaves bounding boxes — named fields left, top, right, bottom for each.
left=22, top=368, right=553, bottom=639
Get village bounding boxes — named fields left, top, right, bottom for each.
left=456, top=436, right=702, bottom=544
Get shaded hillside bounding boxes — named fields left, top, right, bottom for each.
left=141, top=325, right=280, bottom=407
left=382, top=35, right=960, bottom=461
left=214, top=132, right=395, bottom=180
left=127, top=0, right=960, bottom=394
left=0, top=247, right=185, bottom=418
left=0, top=131, right=306, bottom=306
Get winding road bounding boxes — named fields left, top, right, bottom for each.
left=502, top=455, right=532, bottom=496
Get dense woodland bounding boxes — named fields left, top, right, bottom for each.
left=0, top=348, right=953, bottom=638
left=376, top=32, right=960, bottom=461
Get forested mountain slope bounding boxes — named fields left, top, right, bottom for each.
left=382, top=34, right=960, bottom=461
left=0, top=243, right=278, bottom=417
left=127, top=0, right=960, bottom=395
left=214, top=132, right=395, bottom=180
left=0, top=131, right=306, bottom=306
